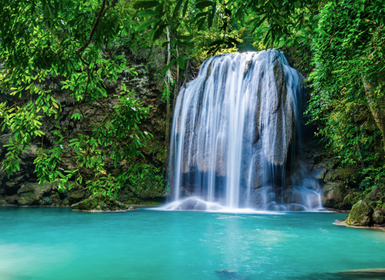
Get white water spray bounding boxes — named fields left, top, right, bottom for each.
left=165, top=49, right=322, bottom=211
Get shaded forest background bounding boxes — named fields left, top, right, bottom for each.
left=0, top=0, right=384, bottom=207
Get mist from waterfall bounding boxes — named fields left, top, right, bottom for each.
left=164, top=49, right=322, bottom=211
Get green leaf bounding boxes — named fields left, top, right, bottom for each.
left=196, top=1, right=213, bottom=9
left=138, top=10, right=158, bottom=17
left=173, top=0, right=184, bottom=16
left=175, top=34, right=193, bottom=40
left=161, top=59, right=176, bottom=77
left=182, top=0, right=189, bottom=16
left=176, top=56, right=185, bottom=70
left=133, top=1, right=159, bottom=9
left=136, top=19, right=156, bottom=31
left=152, top=24, right=166, bottom=41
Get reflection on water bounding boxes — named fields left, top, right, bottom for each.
left=0, top=208, right=384, bottom=280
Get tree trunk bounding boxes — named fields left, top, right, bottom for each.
left=164, top=27, right=173, bottom=173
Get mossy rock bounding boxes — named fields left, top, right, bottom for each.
left=342, top=192, right=360, bottom=207
left=71, top=193, right=135, bottom=212
left=372, top=206, right=385, bottom=224
left=313, top=163, right=328, bottom=180
left=346, top=200, right=373, bottom=226
left=322, top=181, right=346, bottom=209
left=17, top=182, right=53, bottom=197
left=363, top=184, right=385, bottom=203
left=67, top=184, right=89, bottom=204
left=17, top=192, right=41, bottom=206
left=324, top=167, right=357, bottom=182
left=16, top=183, right=54, bottom=206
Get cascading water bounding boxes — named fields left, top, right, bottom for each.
left=163, top=49, right=322, bottom=211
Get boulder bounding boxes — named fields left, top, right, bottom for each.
left=363, top=184, right=385, bottom=203
left=71, top=193, right=135, bottom=212
left=346, top=200, right=373, bottom=226
left=16, top=183, right=54, bottom=206
left=312, top=158, right=337, bottom=179
left=67, top=184, right=89, bottom=204
left=372, top=207, right=385, bottom=224
left=324, top=166, right=357, bottom=182
left=321, top=181, right=346, bottom=209
left=17, top=192, right=41, bottom=206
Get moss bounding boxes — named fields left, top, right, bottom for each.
left=17, top=192, right=41, bottom=206
left=363, top=184, right=385, bottom=203
left=372, top=207, right=385, bottom=224
left=322, top=181, right=348, bottom=209
left=324, top=167, right=357, bottom=182
left=71, top=193, right=134, bottom=212
left=343, top=192, right=360, bottom=207
left=346, top=200, right=373, bottom=226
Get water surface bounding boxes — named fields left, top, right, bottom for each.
left=0, top=208, right=384, bottom=280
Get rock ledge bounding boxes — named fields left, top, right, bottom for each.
left=71, top=193, right=136, bottom=212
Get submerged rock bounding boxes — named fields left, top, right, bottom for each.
left=71, top=193, right=135, bottom=212
left=346, top=200, right=373, bottom=226
left=215, top=269, right=248, bottom=280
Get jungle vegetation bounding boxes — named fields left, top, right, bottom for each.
left=0, top=0, right=384, bottom=198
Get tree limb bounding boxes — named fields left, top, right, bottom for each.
left=76, top=0, right=107, bottom=56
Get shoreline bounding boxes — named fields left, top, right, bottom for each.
left=333, top=219, right=385, bottom=231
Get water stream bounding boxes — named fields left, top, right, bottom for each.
left=166, top=49, right=321, bottom=211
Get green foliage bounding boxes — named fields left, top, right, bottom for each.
left=0, top=0, right=158, bottom=197
left=127, top=163, right=165, bottom=199
left=1, top=0, right=384, bottom=200
left=306, top=0, right=385, bottom=187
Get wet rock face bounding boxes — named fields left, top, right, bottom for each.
left=346, top=200, right=373, bottom=226
left=321, top=181, right=352, bottom=210
left=306, top=149, right=360, bottom=210
left=265, top=52, right=295, bottom=166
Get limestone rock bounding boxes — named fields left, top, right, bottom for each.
left=311, top=158, right=337, bottom=180
left=346, top=200, right=373, bottom=226
left=321, top=181, right=345, bottom=208
left=324, top=167, right=357, bottom=182
left=363, top=184, right=385, bottom=203
left=263, top=50, right=296, bottom=166
left=372, top=207, right=385, bottom=224
left=71, top=193, right=134, bottom=212
left=16, top=183, right=54, bottom=206
left=312, top=163, right=328, bottom=180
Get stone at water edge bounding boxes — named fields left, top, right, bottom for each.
left=346, top=200, right=373, bottom=226
left=335, top=268, right=385, bottom=279
left=71, top=193, right=135, bottom=212
left=372, top=207, right=385, bottom=224
left=321, top=181, right=346, bottom=209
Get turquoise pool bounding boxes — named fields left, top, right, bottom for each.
left=0, top=208, right=384, bottom=280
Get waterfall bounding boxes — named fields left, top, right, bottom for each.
left=164, top=49, right=322, bottom=211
